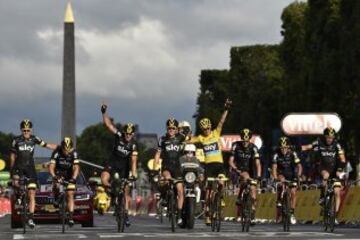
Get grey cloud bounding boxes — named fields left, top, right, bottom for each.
left=0, top=0, right=294, bottom=157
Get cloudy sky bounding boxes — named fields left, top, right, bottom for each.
left=0, top=0, right=295, bottom=154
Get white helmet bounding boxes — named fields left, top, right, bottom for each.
left=184, top=144, right=196, bottom=152
left=179, top=121, right=192, bottom=130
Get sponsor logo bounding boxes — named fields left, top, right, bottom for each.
left=165, top=144, right=181, bottom=152
left=19, top=144, right=34, bottom=152
left=116, top=146, right=130, bottom=155
left=281, top=113, right=342, bottom=135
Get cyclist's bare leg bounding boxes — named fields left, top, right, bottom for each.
left=67, top=190, right=75, bottom=212
left=12, top=175, right=21, bottom=198
left=176, top=182, right=184, bottom=211
left=101, top=171, right=111, bottom=188
left=28, top=189, right=36, bottom=214
left=321, top=170, right=330, bottom=200
left=240, top=172, right=256, bottom=208
left=277, top=175, right=286, bottom=204
left=334, top=186, right=341, bottom=213
left=290, top=186, right=297, bottom=210
left=125, top=185, right=131, bottom=211
left=162, top=170, right=171, bottom=180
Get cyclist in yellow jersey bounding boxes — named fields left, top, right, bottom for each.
left=191, top=98, right=231, bottom=225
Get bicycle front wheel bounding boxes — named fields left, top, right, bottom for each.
left=116, top=194, right=126, bottom=233
left=168, top=191, right=176, bottom=232
left=211, top=193, right=222, bottom=232
left=22, top=193, right=27, bottom=234
left=282, top=191, right=290, bottom=232
left=61, top=194, right=67, bottom=234
left=329, top=194, right=336, bottom=232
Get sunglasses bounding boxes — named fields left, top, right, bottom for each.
left=167, top=127, right=177, bottom=130
left=22, top=129, right=31, bottom=133
left=202, top=128, right=211, bottom=131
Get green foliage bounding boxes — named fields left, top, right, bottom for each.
left=76, top=122, right=115, bottom=168
left=195, top=70, right=230, bottom=134
left=0, top=131, right=14, bottom=170
left=194, top=0, right=360, bottom=159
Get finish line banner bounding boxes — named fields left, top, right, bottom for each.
left=281, top=113, right=342, bottom=136
left=220, top=135, right=263, bottom=151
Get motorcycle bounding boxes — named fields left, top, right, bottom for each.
left=181, top=162, right=201, bottom=229
left=94, top=186, right=110, bottom=215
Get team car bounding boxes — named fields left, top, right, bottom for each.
left=11, top=160, right=94, bottom=228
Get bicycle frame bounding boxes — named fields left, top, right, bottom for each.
left=207, top=177, right=228, bottom=232
left=112, top=177, right=132, bottom=233
left=18, top=176, right=30, bottom=234
left=276, top=180, right=293, bottom=232
left=238, top=179, right=253, bottom=232
left=323, top=179, right=338, bottom=233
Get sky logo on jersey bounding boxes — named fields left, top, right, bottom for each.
left=203, top=143, right=220, bottom=155
left=165, top=144, right=181, bottom=152
left=321, top=152, right=336, bottom=157
left=19, top=144, right=34, bottom=152
left=116, top=146, right=131, bottom=156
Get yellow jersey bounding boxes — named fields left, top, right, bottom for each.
left=191, top=126, right=223, bottom=164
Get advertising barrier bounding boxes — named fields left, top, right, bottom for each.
left=224, top=186, right=360, bottom=223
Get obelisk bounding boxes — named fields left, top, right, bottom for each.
left=61, top=2, right=76, bottom=144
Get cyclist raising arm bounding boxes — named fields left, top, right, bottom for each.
left=190, top=98, right=231, bottom=225
left=100, top=104, right=138, bottom=226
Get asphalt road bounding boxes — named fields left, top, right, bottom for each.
left=1, top=214, right=360, bottom=240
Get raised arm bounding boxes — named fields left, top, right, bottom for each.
left=101, top=104, right=117, bottom=134
left=216, top=98, right=232, bottom=130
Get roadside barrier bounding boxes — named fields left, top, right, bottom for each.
left=223, top=186, right=360, bottom=223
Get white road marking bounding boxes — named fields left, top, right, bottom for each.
left=97, top=231, right=344, bottom=238
left=13, top=234, right=25, bottom=240
left=12, top=234, right=87, bottom=239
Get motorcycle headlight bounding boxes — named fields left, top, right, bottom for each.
left=185, top=172, right=196, bottom=183
left=153, top=175, right=159, bottom=183
left=75, top=194, right=90, bottom=201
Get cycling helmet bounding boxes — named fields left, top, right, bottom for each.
left=61, top=137, right=74, bottom=152
left=166, top=118, right=178, bottom=129
left=240, top=128, right=253, bottom=142
left=199, top=118, right=212, bottom=129
left=278, top=136, right=290, bottom=148
left=122, top=123, right=135, bottom=134
left=20, top=119, right=33, bottom=130
left=179, top=121, right=191, bottom=130
left=184, top=144, right=196, bottom=153
left=323, top=127, right=336, bottom=137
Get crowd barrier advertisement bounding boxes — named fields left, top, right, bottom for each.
left=223, top=186, right=360, bottom=223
